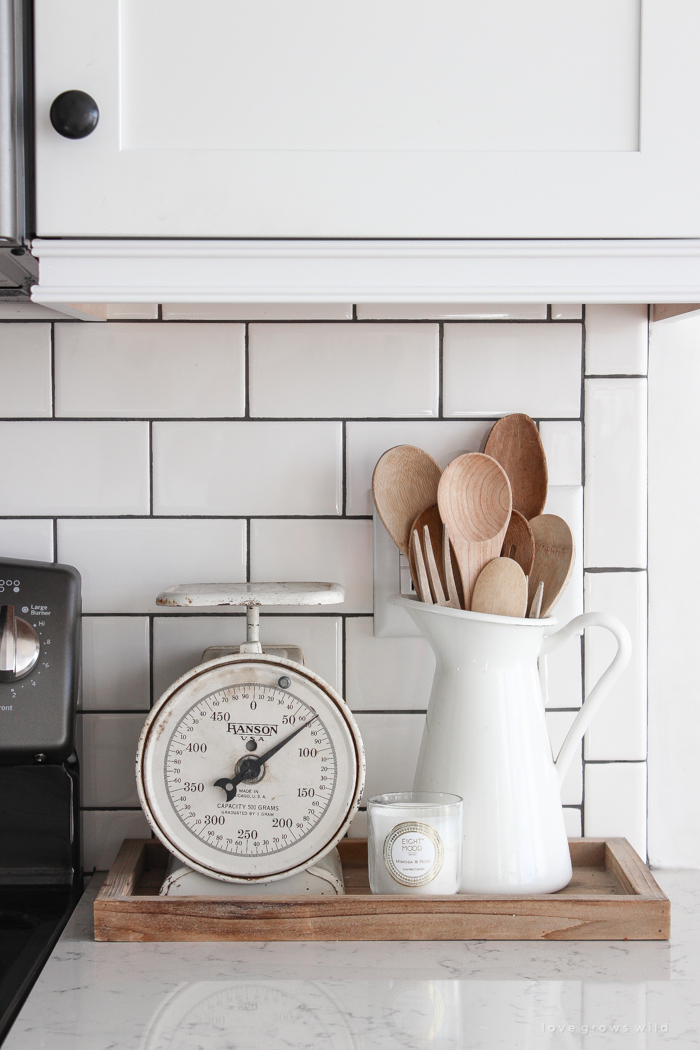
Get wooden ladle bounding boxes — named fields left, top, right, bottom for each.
left=372, top=445, right=442, bottom=557
left=484, top=413, right=548, bottom=521
left=528, top=514, right=575, bottom=617
left=437, top=453, right=512, bottom=610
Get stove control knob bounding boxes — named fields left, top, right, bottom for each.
left=0, top=605, right=40, bottom=682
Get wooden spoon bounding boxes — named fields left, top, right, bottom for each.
left=471, top=558, right=528, bottom=618
left=501, top=509, right=535, bottom=576
left=484, top=414, right=548, bottom=520
left=408, top=506, right=464, bottom=608
left=437, top=453, right=512, bottom=610
left=372, top=445, right=442, bottom=557
left=528, top=514, right=575, bottom=617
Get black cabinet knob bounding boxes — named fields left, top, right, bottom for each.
left=50, top=90, right=99, bottom=139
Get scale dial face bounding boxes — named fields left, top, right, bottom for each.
left=137, top=655, right=364, bottom=882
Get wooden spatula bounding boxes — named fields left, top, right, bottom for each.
left=437, top=453, right=512, bottom=610
left=501, top=509, right=535, bottom=576
left=471, top=558, right=528, bottom=617
left=372, top=445, right=442, bottom=557
left=484, top=413, right=548, bottom=521
left=528, top=514, right=575, bottom=617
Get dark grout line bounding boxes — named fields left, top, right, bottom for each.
left=149, top=615, right=154, bottom=709
left=80, top=610, right=372, bottom=618
left=0, top=514, right=373, bottom=520
left=579, top=305, right=586, bottom=831
left=80, top=806, right=144, bottom=812
left=584, top=566, right=647, bottom=573
left=583, top=759, right=648, bottom=765
left=244, top=323, right=250, bottom=418
left=50, top=323, right=56, bottom=417
left=79, top=709, right=150, bottom=716
left=148, top=421, right=154, bottom=515
left=352, top=710, right=427, bottom=715
left=341, top=421, right=347, bottom=517
left=341, top=616, right=347, bottom=703
left=585, top=373, right=648, bottom=380
left=0, top=415, right=586, bottom=423
left=438, top=323, right=444, bottom=418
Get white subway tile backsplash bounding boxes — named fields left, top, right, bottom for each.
left=543, top=486, right=583, bottom=624
left=354, top=713, right=425, bottom=802
left=356, top=304, right=548, bottom=320
left=0, top=520, right=54, bottom=562
left=163, top=303, right=353, bottom=320
left=345, top=617, right=435, bottom=711
left=584, top=379, right=647, bottom=568
left=584, top=762, right=647, bottom=860
left=58, top=519, right=246, bottom=613
left=152, top=614, right=342, bottom=700
left=250, top=519, right=373, bottom=614
left=80, top=713, right=147, bottom=807
left=345, top=420, right=491, bottom=516
left=0, top=422, right=149, bottom=515
left=443, top=322, right=582, bottom=418
left=545, top=711, right=583, bottom=805
left=82, top=810, right=152, bottom=871
left=540, top=486, right=584, bottom=709
left=562, top=808, right=582, bottom=837
left=585, top=305, right=648, bottom=375
left=372, top=509, right=422, bottom=639
left=538, top=421, right=582, bottom=486
left=81, top=616, right=150, bottom=711
left=584, top=572, right=647, bottom=761
left=347, top=808, right=368, bottom=838
left=249, top=323, right=439, bottom=418
left=153, top=421, right=342, bottom=516
left=0, top=324, right=52, bottom=417
left=55, top=322, right=245, bottom=418
left=0, top=302, right=651, bottom=867
left=100, top=304, right=159, bottom=320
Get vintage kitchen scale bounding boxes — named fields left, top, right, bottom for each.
left=136, top=582, right=365, bottom=898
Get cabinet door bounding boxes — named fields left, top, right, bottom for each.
left=34, top=0, right=700, bottom=238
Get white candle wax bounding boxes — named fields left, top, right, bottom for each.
left=367, top=792, right=462, bottom=895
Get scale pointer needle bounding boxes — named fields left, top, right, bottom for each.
left=214, top=713, right=320, bottom=802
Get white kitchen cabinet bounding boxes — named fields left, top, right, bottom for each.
left=34, top=0, right=700, bottom=239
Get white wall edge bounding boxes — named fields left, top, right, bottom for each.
left=29, top=238, right=700, bottom=304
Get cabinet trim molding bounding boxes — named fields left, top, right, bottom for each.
left=30, top=239, right=700, bottom=304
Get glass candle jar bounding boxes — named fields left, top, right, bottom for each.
left=367, top=792, right=463, bottom=895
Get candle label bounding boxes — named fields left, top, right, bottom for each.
left=383, top=822, right=444, bottom=887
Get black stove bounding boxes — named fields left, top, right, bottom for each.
left=0, top=559, right=82, bottom=1045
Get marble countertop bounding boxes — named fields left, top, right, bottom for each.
left=5, top=870, right=699, bottom=1049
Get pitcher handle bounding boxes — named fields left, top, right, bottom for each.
left=540, top=612, right=632, bottom=786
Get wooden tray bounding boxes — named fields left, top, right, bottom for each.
left=94, top=837, right=669, bottom=942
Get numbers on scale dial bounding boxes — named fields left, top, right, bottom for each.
left=164, top=682, right=336, bottom=857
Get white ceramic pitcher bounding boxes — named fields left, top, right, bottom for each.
left=390, top=597, right=632, bottom=894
